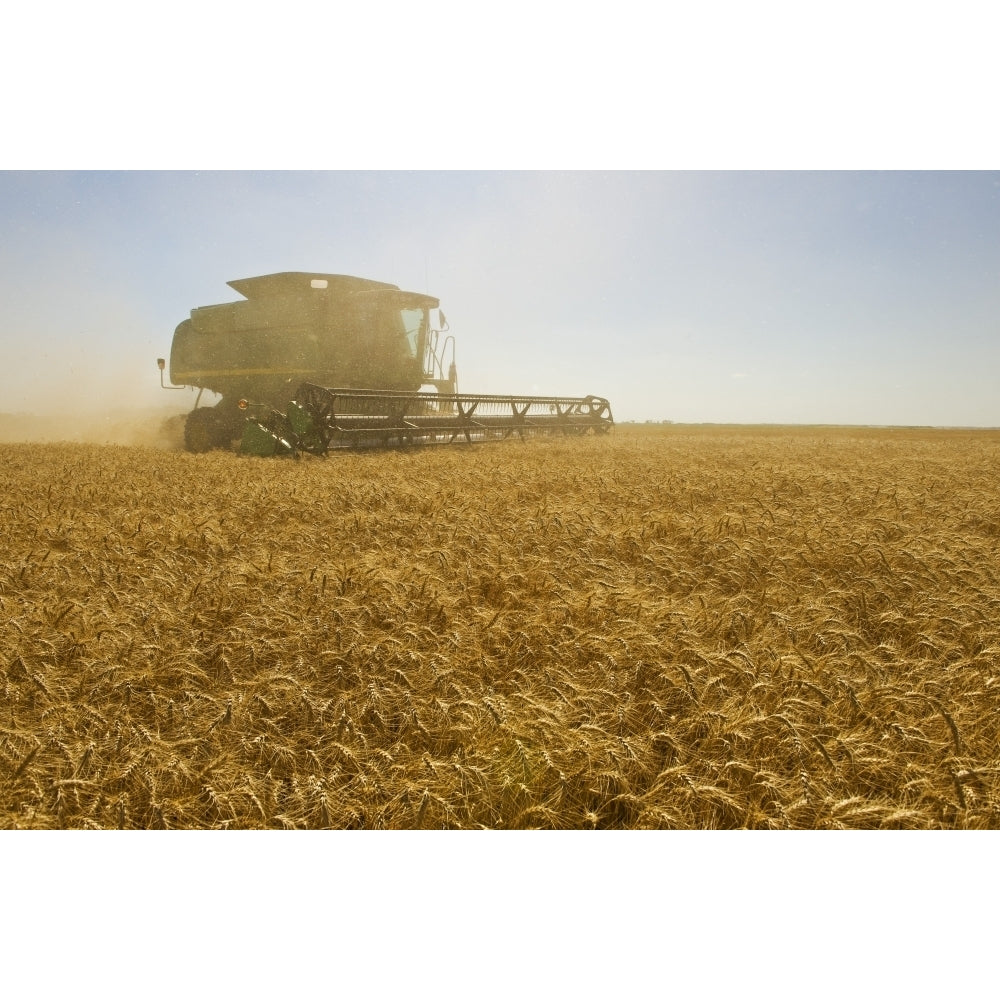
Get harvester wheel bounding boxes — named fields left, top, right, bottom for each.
left=184, top=407, right=229, bottom=453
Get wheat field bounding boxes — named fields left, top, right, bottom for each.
left=2, top=423, right=999, bottom=829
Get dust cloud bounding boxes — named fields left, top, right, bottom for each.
left=0, top=408, right=189, bottom=449
left=0, top=339, right=196, bottom=449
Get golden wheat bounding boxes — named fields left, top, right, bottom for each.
left=1, top=426, right=999, bottom=828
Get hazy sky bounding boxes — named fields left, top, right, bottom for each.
left=1, top=170, right=997, bottom=426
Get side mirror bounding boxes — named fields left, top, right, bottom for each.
left=157, top=357, right=184, bottom=389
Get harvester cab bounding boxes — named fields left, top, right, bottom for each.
left=159, top=272, right=612, bottom=455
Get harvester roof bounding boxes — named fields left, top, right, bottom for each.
left=227, top=272, right=402, bottom=299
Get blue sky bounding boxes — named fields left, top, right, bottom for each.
left=1, top=170, right=997, bottom=425
left=2, top=5, right=997, bottom=427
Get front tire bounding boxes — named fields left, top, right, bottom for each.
left=184, top=407, right=231, bottom=453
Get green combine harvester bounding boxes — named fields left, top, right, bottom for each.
left=158, top=272, right=613, bottom=456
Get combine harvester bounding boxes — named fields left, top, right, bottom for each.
left=158, top=272, right=613, bottom=456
